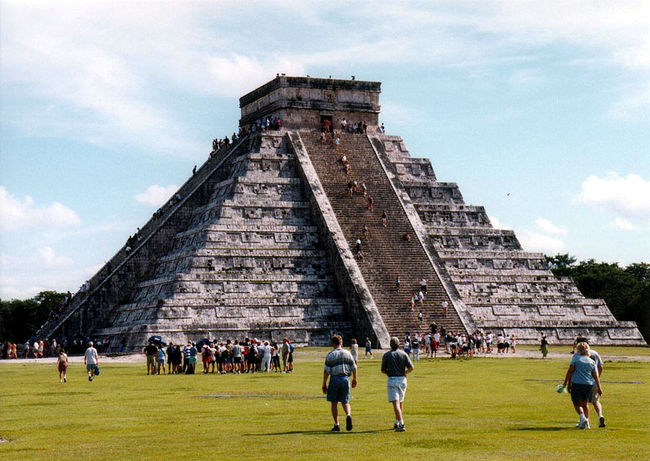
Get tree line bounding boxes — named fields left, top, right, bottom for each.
left=545, top=254, right=649, bottom=342
left=1, top=257, right=648, bottom=343
left=0, top=291, right=66, bottom=343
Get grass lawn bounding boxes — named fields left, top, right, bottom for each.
left=515, top=344, right=650, bottom=356
left=1, top=349, right=649, bottom=460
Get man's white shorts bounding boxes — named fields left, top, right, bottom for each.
left=387, top=376, right=407, bottom=402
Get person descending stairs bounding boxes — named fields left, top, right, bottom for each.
left=300, top=130, right=466, bottom=339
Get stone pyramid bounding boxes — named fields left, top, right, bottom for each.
left=41, top=76, right=644, bottom=350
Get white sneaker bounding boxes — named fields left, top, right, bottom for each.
left=583, top=419, right=590, bottom=429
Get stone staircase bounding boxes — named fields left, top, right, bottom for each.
left=375, top=134, right=645, bottom=344
left=94, top=131, right=351, bottom=350
left=300, top=131, right=466, bottom=338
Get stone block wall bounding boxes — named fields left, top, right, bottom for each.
left=377, top=134, right=645, bottom=345
left=93, top=131, right=351, bottom=350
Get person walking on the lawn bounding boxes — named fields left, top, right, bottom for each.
left=563, top=342, right=602, bottom=429
left=84, top=341, right=99, bottom=382
left=322, top=335, right=357, bottom=432
left=381, top=337, right=414, bottom=432
left=575, top=337, right=607, bottom=427
left=57, top=347, right=68, bottom=383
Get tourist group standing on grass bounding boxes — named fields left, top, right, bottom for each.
left=25, top=330, right=610, bottom=431
left=142, top=337, right=295, bottom=376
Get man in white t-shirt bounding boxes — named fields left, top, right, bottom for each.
left=260, top=341, right=272, bottom=372
left=84, top=341, right=99, bottom=382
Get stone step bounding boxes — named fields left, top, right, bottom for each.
left=301, top=131, right=465, bottom=334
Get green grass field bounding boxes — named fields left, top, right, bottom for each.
left=1, top=348, right=649, bottom=460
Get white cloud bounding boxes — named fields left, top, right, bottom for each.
left=518, top=215, right=569, bottom=254
left=207, top=54, right=306, bottom=97
left=609, top=82, right=650, bottom=120
left=135, top=184, right=179, bottom=207
left=612, top=217, right=639, bottom=231
left=519, top=230, right=566, bottom=254
left=0, top=250, right=83, bottom=299
left=535, top=217, right=567, bottom=235
left=576, top=172, right=650, bottom=218
left=1, top=2, right=207, bottom=156
left=37, top=246, right=74, bottom=269
left=2, top=1, right=649, bottom=154
left=0, top=186, right=81, bottom=231
left=489, top=215, right=508, bottom=230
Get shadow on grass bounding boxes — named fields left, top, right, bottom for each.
left=244, top=428, right=393, bottom=436
left=513, top=426, right=571, bottom=431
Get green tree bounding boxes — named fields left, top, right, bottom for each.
left=0, top=291, right=66, bottom=342
left=546, top=254, right=650, bottom=342
left=545, top=253, right=577, bottom=276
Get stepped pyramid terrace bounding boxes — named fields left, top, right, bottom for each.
left=39, top=76, right=645, bottom=350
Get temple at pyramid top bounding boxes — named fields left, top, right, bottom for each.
left=239, top=75, right=381, bottom=129
left=38, top=75, right=645, bottom=351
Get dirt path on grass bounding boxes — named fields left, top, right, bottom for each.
left=2, top=348, right=649, bottom=365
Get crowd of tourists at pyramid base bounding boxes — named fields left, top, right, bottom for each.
left=1, top=335, right=109, bottom=360
left=142, top=337, right=296, bottom=376
left=384, top=327, right=518, bottom=362
left=0, top=329, right=518, bottom=364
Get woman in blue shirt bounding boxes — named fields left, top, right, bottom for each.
left=563, top=342, right=603, bottom=429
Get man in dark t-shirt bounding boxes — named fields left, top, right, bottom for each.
left=381, top=337, right=414, bottom=432
left=144, top=342, right=158, bottom=375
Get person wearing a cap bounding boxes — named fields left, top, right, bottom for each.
left=381, top=337, right=414, bottom=432
left=322, top=334, right=357, bottom=432
left=143, top=341, right=158, bottom=375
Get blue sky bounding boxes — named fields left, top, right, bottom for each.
left=1, top=1, right=649, bottom=299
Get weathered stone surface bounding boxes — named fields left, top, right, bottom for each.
left=377, top=133, right=644, bottom=345
left=40, top=76, right=644, bottom=348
